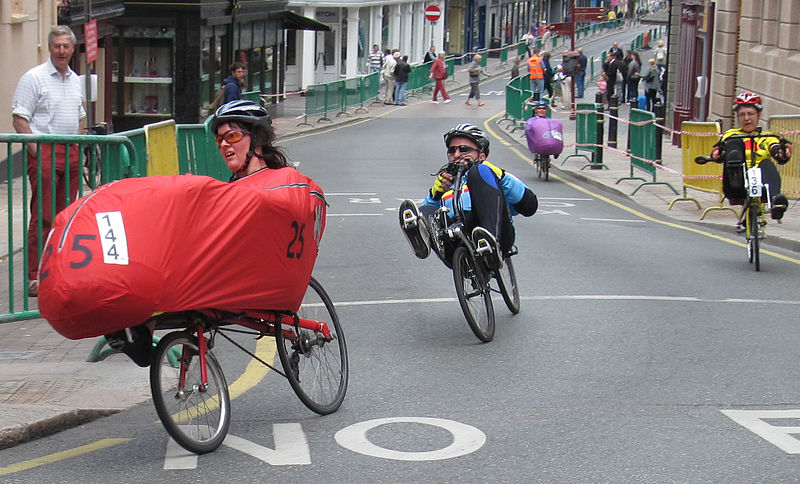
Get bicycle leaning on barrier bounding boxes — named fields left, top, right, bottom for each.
left=694, top=92, right=792, bottom=271
left=398, top=124, right=539, bottom=342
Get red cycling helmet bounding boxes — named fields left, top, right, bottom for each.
left=733, top=92, right=763, bottom=111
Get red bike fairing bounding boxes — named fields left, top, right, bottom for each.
left=38, top=169, right=326, bottom=340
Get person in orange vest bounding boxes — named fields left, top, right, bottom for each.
left=527, top=47, right=545, bottom=101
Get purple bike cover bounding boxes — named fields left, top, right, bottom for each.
left=525, top=117, right=564, bottom=156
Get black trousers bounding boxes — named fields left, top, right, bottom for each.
left=422, top=164, right=514, bottom=263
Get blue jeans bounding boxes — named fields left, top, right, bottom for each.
left=575, top=72, right=585, bottom=97
left=394, top=81, right=408, bottom=105
left=529, top=78, right=544, bottom=99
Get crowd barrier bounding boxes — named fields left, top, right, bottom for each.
left=617, top=109, right=677, bottom=195
left=668, top=122, right=735, bottom=218
left=768, top=115, right=800, bottom=199
left=561, top=103, right=604, bottom=169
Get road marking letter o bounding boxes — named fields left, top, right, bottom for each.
left=334, top=417, right=486, bottom=461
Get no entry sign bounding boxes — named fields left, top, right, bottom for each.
left=425, top=5, right=441, bottom=22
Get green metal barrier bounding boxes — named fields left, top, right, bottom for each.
left=175, top=118, right=228, bottom=181
left=617, top=108, right=677, bottom=195
left=299, top=83, right=331, bottom=126
left=241, top=90, right=263, bottom=106
left=562, top=102, right=602, bottom=167
left=1, top=134, right=137, bottom=323
left=114, top=128, right=148, bottom=178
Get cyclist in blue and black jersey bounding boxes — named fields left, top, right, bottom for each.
left=399, top=123, right=538, bottom=270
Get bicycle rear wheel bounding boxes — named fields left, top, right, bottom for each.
left=495, top=255, right=520, bottom=314
left=452, top=246, right=495, bottom=342
left=150, top=330, right=230, bottom=454
left=276, top=277, right=348, bottom=415
left=747, top=203, right=760, bottom=271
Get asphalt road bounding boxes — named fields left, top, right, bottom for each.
left=3, top=41, right=800, bottom=483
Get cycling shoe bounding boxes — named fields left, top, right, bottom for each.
left=771, top=194, right=788, bottom=220
left=105, top=324, right=154, bottom=367
left=472, top=226, right=503, bottom=271
left=399, top=200, right=430, bottom=259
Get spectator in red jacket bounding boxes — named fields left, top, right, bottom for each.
left=429, top=51, right=451, bottom=103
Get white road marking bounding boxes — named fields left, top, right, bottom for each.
left=722, top=410, right=800, bottom=454
left=330, top=295, right=800, bottom=306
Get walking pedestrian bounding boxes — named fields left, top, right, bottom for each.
left=465, top=54, right=485, bottom=106
left=429, top=51, right=451, bottom=103
left=12, top=25, right=86, bottom=297
left=576, top=48, right=587, bottom=98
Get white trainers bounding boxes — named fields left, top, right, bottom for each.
left=443, top=99, right=451, bottom=103
left=431, top=100, right=440, bottom=104
left=471, top=226, right=502, bottom=270
left=399, top=200, right=430, bottom=259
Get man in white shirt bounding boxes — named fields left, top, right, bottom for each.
left=12, top=25, right=86, bottom=296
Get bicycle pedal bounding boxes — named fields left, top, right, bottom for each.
left=475, top=238, right=492, bottom=255
left=401, top=209, right=418, bottom=228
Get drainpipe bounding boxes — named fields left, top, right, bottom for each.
left=728, top=0, right=742, bottom=130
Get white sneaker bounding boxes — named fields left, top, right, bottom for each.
left=443, top=99, right=451, bottom=103
left=431, top=100, right=440, bottom=104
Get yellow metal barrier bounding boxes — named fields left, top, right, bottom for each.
left=144, top=120, right=180, bottom=176
left=669, top=121, right=737, bottom=219
left=768, top=115, right=800, bottom=200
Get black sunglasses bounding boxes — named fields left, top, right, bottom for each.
left=447, top=145, right=477, bottom=155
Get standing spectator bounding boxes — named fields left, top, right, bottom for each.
left=542, top=52, right=554, bottom=99
left=642, top=58, right=661, bottom=111
left=393, top=55, right=411, bottom=106
left=576, top=47, right=588, bottom=98
left=654, top=39, right=667, bottom=75
left=223, top=62, right=246, bottom=103
left=603, top=52, right=625, bottom=100
left=382, top=50, right=399, bottom=104
left=429, top=51, right=451, bottom=103
left=368, top=44, right=383, bottom=74
left=510, top=56, right=521, bottom=79
left=621, top=51, right=633, bottom=101
left=527, top=48, right=545, bottom=101
left=608, top=41, right=622, bottom=58
left=551, top=65, right=568, bottom=109
left=12, top=25, right=86, bottom=297
left=423, top=45, right=437, bottom=63
left=596, top=72, right=609, bottom=106
left=465, top=54, right=485, bottom=106
left=627, top=52, right=641, bottom=102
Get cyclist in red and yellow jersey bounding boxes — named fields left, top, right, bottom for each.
left=711, top=92, right=792, bottom=219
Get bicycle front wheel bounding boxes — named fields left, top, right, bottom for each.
left=747, top=203, right=760, bottom=271
left=276, top=277, right=348, bottom=415
left=535, top=154, right=543, bottom=179
left=452, top=246, right=495, bottom=342
left=543, top=156, right=550, bottom=181
left=495, top=255, right=520, bottom=314
left=150, top=330, right=230, bottom=454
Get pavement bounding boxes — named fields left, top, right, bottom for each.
left=1, top=25, right=799, bottom=450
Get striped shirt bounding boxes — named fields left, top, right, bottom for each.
left=369, top=50, right=383, bottom=69
left=12, top=58, right=86, bottom=134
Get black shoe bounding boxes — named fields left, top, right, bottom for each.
left=399, top=200, right=430, bottom=259
left=105, top=324, right=154, bottom=367
left=771, top=194, right=788, bottom=220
